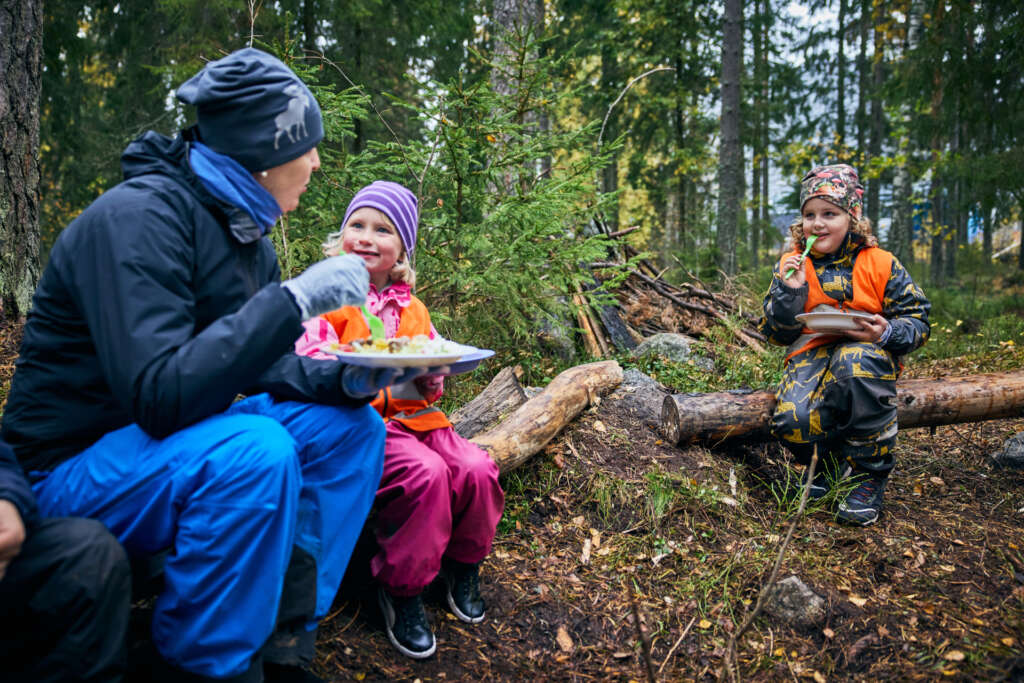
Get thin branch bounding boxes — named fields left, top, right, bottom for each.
left=629, top=592, right=658, bottom=683
left=658, top=614, right=697, bottom=675
left=722, top=446, right=819, bottom=682
left=597, top=66, right=675, bottom=153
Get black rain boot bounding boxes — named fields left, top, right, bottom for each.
left=377, top=587, right=436, bottom=659
left=443, top=559, right=486, bottom=624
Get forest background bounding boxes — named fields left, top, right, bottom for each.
left=2, top=0, right=1024, bottom=377
left=3, top=2, right=1024, bottom=679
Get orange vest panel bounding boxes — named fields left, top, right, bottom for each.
left=779, top=245, right=893, bottom=361
left=324, top=297, right=451, bottom=431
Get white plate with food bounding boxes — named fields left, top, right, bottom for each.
left=321, top=335, right=480, bottom=368
left=795, top=310, right=876, bottom=332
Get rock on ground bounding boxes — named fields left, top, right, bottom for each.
left=991, top=431, right=1024, bottom=469
left=601, top=368, right=667, bottom=427
left=763, top=575, right=827, bottom=627
left=631, top=332, right=715, bottom=371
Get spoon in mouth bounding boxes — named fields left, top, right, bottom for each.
left=784, top=234, right=818, bottom=279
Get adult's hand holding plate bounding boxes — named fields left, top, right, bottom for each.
left=340, top=363, right=451, bottom=399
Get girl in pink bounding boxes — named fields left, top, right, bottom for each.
left=294, top=181, right=504, bottom=660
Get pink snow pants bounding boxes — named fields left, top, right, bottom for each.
left=372, top=421, right=505, bottom=597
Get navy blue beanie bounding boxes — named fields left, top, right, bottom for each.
left=176, top=48, right=324, bottom=172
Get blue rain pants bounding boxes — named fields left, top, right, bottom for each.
left=30, top=393, right=385, bottom=679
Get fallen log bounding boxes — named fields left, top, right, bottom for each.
left=451, top=365, right=529, bottom=439
left=471, top=360, right=623, bottom=473
left=661, top=370, right=1024, bottom=445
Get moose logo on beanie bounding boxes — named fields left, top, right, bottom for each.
left=176, top=47, right=324, bottom=173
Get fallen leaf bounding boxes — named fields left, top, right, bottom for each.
left=849, top=595, right=868, bottom=607
left=591, top=528, right=601, bottom=548
left=944, top=650, right=966, bottom=662
left=721, top=495, right=739, bottom=507
left=611, top=651, right=632, bottom=659
left=572, top=515, right=585, bottom=526
left=929, top=476, right=946, bottom=486
left=581, top=538, right=592, bottom=565
left=940, top=564, right=955, bottom=572
left=823, top=627, right=835, bottom=639
left=597, top=546, right=612, bottom=556
left=552, top=452, right=565, bottom=469
left=556, top=625, right=574, bottom=653
left=698, top=619, right=712, bottom=629
left=593, top=420, right=607, bottom=433
left=812, top=672, right=826, bottom=683
left=1002, top=637, right=1016, bottom=647
left=913, top=483, right=923, bottom=496
left=729, top=467, right=737, bottom=497
left=773, top=647, right=785, bottom=657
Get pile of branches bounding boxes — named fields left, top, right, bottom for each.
left=579, top=226, right=767, bottom=355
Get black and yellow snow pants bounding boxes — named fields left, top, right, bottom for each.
left=770, top=341, right=899, bottom=474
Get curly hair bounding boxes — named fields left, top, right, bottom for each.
left=787, top=212, right=878, bottom=253
left=321, top=222, right=417, bottom=288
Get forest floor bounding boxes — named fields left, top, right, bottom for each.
left=2, top=319, right=1022, bottom=681
left=314, top=359, right=1024, bottom=681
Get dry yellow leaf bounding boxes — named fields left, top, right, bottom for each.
left=593, top=420, right=607, bottom=433
left=849, top=595, right=868, bottom=607
left=591, top=528, right=602, bottom=548
left=556, top=625, right=574, bottom=653
left=812, top=672, right=827, bottom=683
left=773, top=647, right=785, bottom=657
left=944, top=650, right=966, bottom=662
left=698, top=619, right=713, bottom=629
left=929, top=476, right=946, bottom=486
left=1002, top=637, right=1016, bottom=647
left=823, top=627, right=835, bottom=639
left=581, top=538, right=592, bottom=566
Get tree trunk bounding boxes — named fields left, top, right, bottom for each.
left=716, top=0, right=743, bottom=277
left=889, top=0, right=923, bottom=266
left=661, top=371, right=1024, bottom=445
left=866, top=11, right=883, bottom=231
left=836, top=0, right=847, bottom=147
left=471, top=361, right=623, bottom=473
left=0, top=0, right=43, bottom=320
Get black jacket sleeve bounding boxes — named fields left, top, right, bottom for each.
left=880, top=257, right=931, bottom=356
left=0, top=440, right=38, bottom=532
left=62, top=187, right=311, bottom=438
left=757, top=260, right=809, bottom=347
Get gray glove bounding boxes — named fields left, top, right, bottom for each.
left=340, top=364, right=450, bottom=399
left=282, top=254, right=370, bottom=320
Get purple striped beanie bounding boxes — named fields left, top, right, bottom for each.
left=341, top=181, right=419, bottom=257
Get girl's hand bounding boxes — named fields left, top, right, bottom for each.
left=780, top=254, right=807, bottom=287
left=845, top=314, right=889, bottom=343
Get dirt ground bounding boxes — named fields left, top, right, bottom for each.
left=2, top=318, right=1022, bottom=681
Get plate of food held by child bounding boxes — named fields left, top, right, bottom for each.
left=321, top=334, right=489, bottom=370
left=795, top=309, right=876, bottom=332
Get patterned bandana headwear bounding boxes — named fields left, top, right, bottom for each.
left=341, top=181, right=419, bottom=258
left=799, top=163, right=864, bottom=221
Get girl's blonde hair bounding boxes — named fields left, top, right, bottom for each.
left=322, top=217, right=417, bottom=288
left=787, top=211, right=878, bottom=253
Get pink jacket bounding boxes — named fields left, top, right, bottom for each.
left=294, top=282, right=444, bottom=402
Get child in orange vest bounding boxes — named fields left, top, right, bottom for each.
left=294, top=181, right=504, bottom=659
left=757, top=164, right=930, bottom=526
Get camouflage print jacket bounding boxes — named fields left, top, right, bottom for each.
left=757, top=234, right=931, bottom=358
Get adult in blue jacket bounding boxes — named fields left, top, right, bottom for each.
left=1, top=48, right=424, bottom=682
left=0, top=438, right=131, bottom=682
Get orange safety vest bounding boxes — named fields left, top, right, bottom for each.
left=324, top=297, right=452, bottom=431
left=781, top=246, right=893, bottom=363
